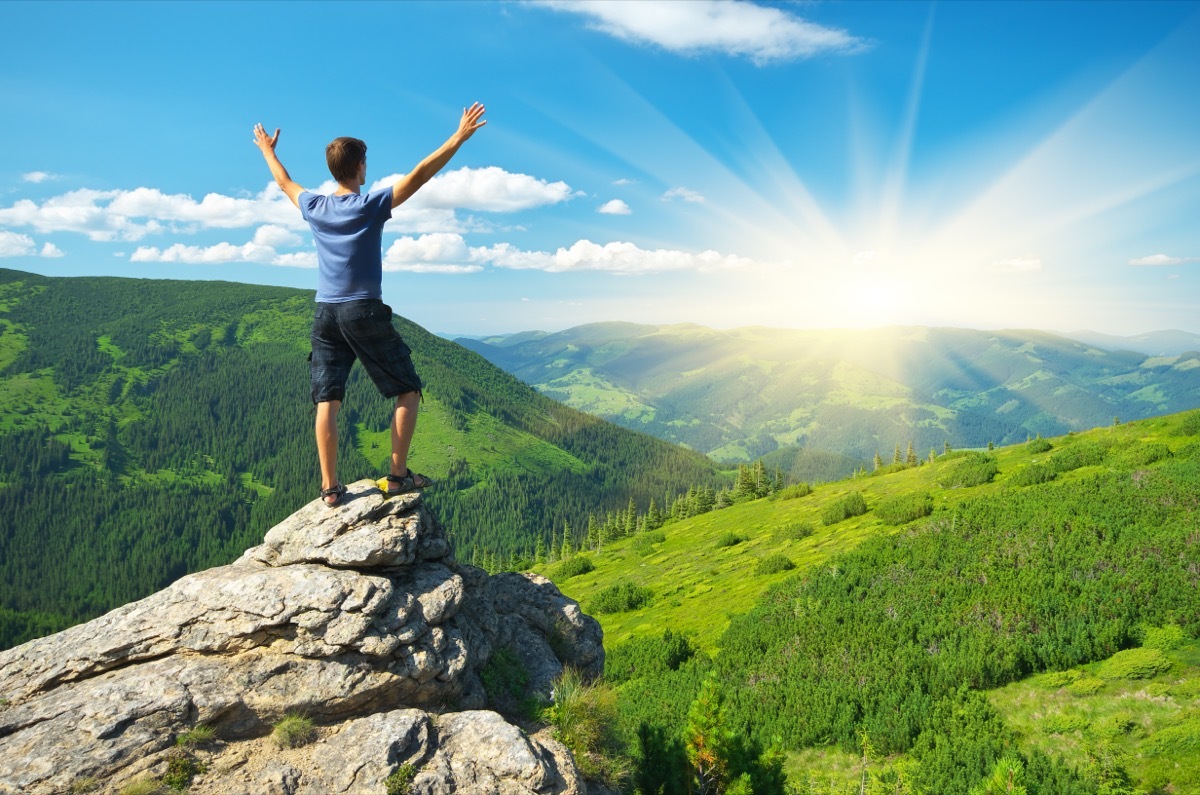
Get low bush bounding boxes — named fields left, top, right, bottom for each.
left=1144, top=714, right=1200, bottom=755
left=552, top=556, right=595, bottom=581
left=1039, top=669, right=1081, bottom=688
left=871, top=462, right=908, bottom=477
left=481, top=647, right=529, bottom=702
left=588, top=582, right=653, bottom=614
left=1042, top=713, right=1089, bottom=734
left=715, top=532, right=745, bottom=548
left=755, top=554, right=796, bottom=575
left=162, top=748, right=204, bottom=791
left=1091, top=713, right=1136, bottom=741
left=1096, top=647, right=1173, bottom=680
left=1140, top=623, right=1187, bottom=651
left=770, top=482, right=812, bottom=500
left=175, top=724, right=215, bottom=748
left=1179, top=411, right=1200, bottom=436
left=272, top=712, right=316, bottom=749
left=385, top=764, right=416, bottom=795
left=1049, top=441, right=1108, bottom=473
left=821, top=491, right=868, bottom=525
left=543, top=668, right=630, bottom=789
left=771, top=521, right=814, bottom=543
left=605, top=629, right=698, bottom=684
left=939, top=453, right=998, bottom=488
left=1027, top=437, right=1053, bottom=454
left=1066, top=676, right=1105, bottom=696
left=632, top=532, right=666, bottom=556
left=1112, top=442, right=1171, bottom=468
left=874, top=492, right=932, bottom=525
left=1009, top=463, right=1057, bottom=487
left=116, top=780, right=164, bottom=795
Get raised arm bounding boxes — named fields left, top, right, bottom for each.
left=253, top=124, right=306, bottom=208
left=391, top=103, right=487, bottom=209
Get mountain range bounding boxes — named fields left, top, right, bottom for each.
left=458, top=322, right=1200, bottom=463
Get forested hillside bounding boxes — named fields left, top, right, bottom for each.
left=0, top=268, right=718, bottom=649
left=461, top=322, right=1200, bottom=463
left=535, top=410, right=1200, bottom=794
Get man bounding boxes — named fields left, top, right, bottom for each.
left=253, top=103, right=487, bottom=506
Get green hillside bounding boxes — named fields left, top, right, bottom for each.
left=534, top=409, right=1200, bottom=793
left=0, top=268, right=719, bottom=649
left=461, top=322, right=1200, bottom=464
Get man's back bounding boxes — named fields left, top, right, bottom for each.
left=300, top=187, right=393, bottom=303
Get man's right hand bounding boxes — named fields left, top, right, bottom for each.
left=254, top=123, right=281, bottom=155
left=454, top=103, right=487, bottom=145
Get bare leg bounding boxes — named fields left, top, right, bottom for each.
left=316, top=399, right=342, bottom=503
left=390, top=391, right=420, bottom=477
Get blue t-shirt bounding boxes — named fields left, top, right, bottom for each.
left=299, top=187, right=393, bottom=303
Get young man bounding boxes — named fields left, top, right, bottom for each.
left=253, top=103, right=487, bottom=506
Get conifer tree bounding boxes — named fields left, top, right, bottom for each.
left=906, top=440, right=917, bottom=466
left=533, top=533, right=545, bottom=566
left=893, top=444, right=902, bottom=465
left=928, top=448, right=937, bottom=464
left=752, top=460, right=769, bottom=497
left=645, top=498, right=662, bottom=530
left=586, top=515, right=599, bottom=551
left=873, top=450, right=883, bottom=471
left=560, top=522, right=573, bottom=560
left=944, top=439, right=952, bottom=454
left=624, top=497, right=637, bottom=536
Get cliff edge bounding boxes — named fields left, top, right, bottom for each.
left=0, top=480, right=603, bottom=795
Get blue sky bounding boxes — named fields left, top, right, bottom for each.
left=1, top=0, right=1198, bottom=336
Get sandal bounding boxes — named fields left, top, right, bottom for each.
left=320, top=483, right=347, bottom=507
left=384, top=469, right=433, bottom=495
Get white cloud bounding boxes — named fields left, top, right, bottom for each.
left=536, top=0, right=866, bottom=64
left=252, top=224, right=303, bottom=248
left=662, top=186, right=705, bottom=203
left=369, top=166, right=578, bottom=212
left=613, top=178, right=635, bottom=186
left=0, top=231, right=35, bottom=257
left=21, top=171, right=58, bottom=183
left=479, top=239, right=754, bottom=274
left=381, top=233, right=758, bottom=275
left=130, top=239, right=315, bottom=268
left=598, top=199, right=632, bottom=215
left=0, top=166, right=574, bottom=242
left=1129, top=253, right=1198, bottom=266
left=993, top=256, right=1043, bottom=272
left=39, top=242, right=64, bottom=258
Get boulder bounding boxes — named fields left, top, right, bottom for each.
left=0, top=480, right=602, bottom=795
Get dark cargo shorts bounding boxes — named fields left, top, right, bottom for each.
left=310, top=300, right=423, bottom=404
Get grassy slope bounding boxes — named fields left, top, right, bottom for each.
left=535, top=409, right=1200, bottom=791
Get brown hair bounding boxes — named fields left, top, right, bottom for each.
left=325, top=137, right=367, bottom=184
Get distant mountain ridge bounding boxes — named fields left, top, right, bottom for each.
left=458, top=322, right=1200, bottom=462
left=1064, top=328, right=1200, bottom=356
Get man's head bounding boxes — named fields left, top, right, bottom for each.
left=326, top=137, right=367, bottom=186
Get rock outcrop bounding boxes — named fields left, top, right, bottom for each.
left=0, top=480, right=603, bottom=795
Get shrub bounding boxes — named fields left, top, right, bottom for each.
left=68, top=779, right=102, bottom=794
left=1042, top=714, right=1089, bottom=734
left=715, top=532, right=745, bottom=548
left=632, top=532, right=666, bottom=556
left=875, top=492, right=932, bottom=525
left=1144, top=714, right=1200, bottom=755
left=162, top=748, right=204, bottom=791
left=1066, top=676, right=1105, bottom=696
left=605, top=629, right=698, bottom=684
left=1096, top=647, right=1173, bottom=680
left=871, top=462, right=907, bottom=477
left=587, top=582, right=653, bottom=614
left=821, top=491, right=868, bottom=525
left=1008, top=463, right=1057, bottom=487
left=1027, top=437, right=1053, bottom=454
left=771, top=521, right=814, bottom=543
left=552, top=555, right=595, bottom=581
left=385, top=764, right=416, bottom=795
left=770, top=482, right=812, bottom=501
left=1039, top=669, right=1081, bottom=688
left=175, top=724, right=216, bottom=748
left=1049, top=442, right=1108, bottom=473
left=1169, top=678, right=1200, bottom=698
left=543, top=668, right=629, bottom=789
left=481, top=647, right=529, bottom=702
left=1112, top=442, right=1171, bottom=468
left=272, top=712, right=316, bottom=749
left=1179, top=411, right=1200, bottom=436
left=1091, top=712, right=1136, bottom=741
left=939, top=453, right=998, bottom=488
left=755, top=554, right=796, bottom=575
left=116, top=780, right=164, bottom=795
left=1140, top=623, right=1187, bottom=651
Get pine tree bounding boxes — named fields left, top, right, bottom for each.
left=928, top=448, right=937, bottom=464
left=586, top=515, right=599, bottom=551
left=905, top=440, right=917, bottom=466
left=873, top=450, right=883, bottom=471
left=624, top=497, right=637, bottom=536
left=560, top=522, right=573, bottom=560
left=752, top=460, right=769, bottom=498
left=944, top=439, right=952, bottom=455
left=893, top=444, right=902, bottom=465
left=645, top=498, right=662, bottom=530
left=533, top=534, right=545, bottom=566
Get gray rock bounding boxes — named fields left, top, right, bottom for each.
left=0, top=480, right=602, bottom=795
